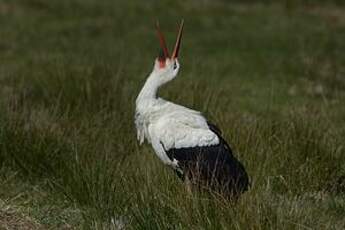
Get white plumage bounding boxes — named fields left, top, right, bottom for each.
left=135, top=21, right=249, bottom=197
left=135, top=63, right=219, bottom=166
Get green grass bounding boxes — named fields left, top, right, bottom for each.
left=1, top=0, right=345, bottom=229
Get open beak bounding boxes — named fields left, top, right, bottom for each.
left=155, top=20, right=184, bottom=66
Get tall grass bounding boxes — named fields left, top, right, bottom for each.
left=1, top=68, right=344, bottom=228
left=1, top=0, right=345, bottom=229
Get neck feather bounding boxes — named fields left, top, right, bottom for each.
left=136, top=73, right=161, bottom=104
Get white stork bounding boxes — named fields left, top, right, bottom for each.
left=135, top=20, right=249, bottom=198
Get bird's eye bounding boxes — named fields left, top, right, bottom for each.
left=173, top=62, right=177, bottom=69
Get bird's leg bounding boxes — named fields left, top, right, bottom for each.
left=174, top=168, right=184, bottom=180
left=184, top=176, right=193, bottom=196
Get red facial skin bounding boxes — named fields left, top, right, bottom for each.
left=159, top=60, right=166, bottom=68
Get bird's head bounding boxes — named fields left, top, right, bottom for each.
left=151, top=20, right=184, bottom=83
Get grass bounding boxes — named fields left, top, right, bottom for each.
left=1, top=0, right=345, bottom=229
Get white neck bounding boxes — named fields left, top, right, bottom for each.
left=136, top=72, right=162, bottom=106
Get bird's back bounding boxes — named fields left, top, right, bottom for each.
left=149, top=100, right=220, bottom=150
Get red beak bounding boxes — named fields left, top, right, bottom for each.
left=155, top=20, right=184, bottom=66
left=171, top=20, right=184, bottom=59
left=155, top=21, right=170, bottom=60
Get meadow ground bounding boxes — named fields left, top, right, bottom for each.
left=0, top=0, right=345, bottom=229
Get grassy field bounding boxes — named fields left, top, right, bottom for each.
left=1, top=0, right=345, bottom=229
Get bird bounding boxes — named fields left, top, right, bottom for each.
left=135, top=20, right=249, bottom=198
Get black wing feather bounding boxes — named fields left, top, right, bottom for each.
left=166, top=121, right=249, bottom=198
